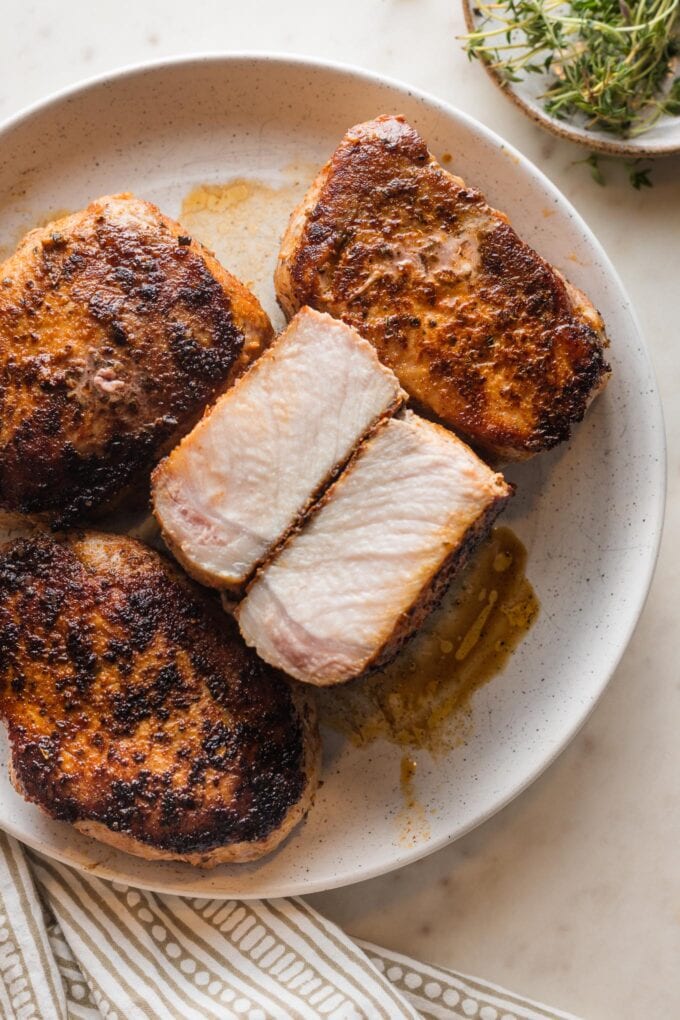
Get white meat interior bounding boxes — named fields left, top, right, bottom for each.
left=152, top=307, right=404, bottom=590
left=237, top=411, right=510, bottom=685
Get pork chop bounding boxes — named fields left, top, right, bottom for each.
left=0, top=194, right=273, bottom=526
left=152, top=307, right=405, bottom=594
left=276, top=115, right=610, bottom=460
left=0, top=531, right=319, bottom=865
left=237, top=411, right=512, bottom=686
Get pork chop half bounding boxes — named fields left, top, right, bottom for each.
left=0, top=194, right=273, bottom=526
left=276, top=115, right=611, bottom=460
left=237, top=411, right=512, bottom=686
left=152, top=307, right=405, bottom=594
left=0, top=532, right=319, bottom=866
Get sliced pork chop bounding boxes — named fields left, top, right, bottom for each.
left=237, top=411, right=512, bottom=686
left=152, top=307, right=405, bottom=594
left=0, top=531, right=319, bottom=866
left=276, top=115, right=611, bottom=460
left=0, top=194, right=273, bottom=526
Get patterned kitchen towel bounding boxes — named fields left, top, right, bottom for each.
left=0, top=831, right=580, bottom=1020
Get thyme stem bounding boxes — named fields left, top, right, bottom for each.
left=461, top=0, right=680, bottom=138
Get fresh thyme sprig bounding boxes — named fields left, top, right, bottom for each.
left=576, top=151, right=655, bottom=185
left=463, top=0, right=680, bottom=138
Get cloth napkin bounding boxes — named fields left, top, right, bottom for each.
left=0, top=832, right=579, bottom=1020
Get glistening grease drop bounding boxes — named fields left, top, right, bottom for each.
left=318, top=527, right=539, bottom=753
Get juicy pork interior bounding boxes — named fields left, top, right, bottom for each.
left=237, top=411, right=512, bottom=686
left=275, top=115, right=611, bottom=460
left=0, top=194, right=273, bottom=526
left=0, top=532, right=319, bottom=866
left=152, top=307, right=405, bottom=593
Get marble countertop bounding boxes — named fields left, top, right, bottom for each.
left=3, top=2, right=679, bottom=1017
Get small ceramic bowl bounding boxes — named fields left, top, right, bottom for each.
left=461, top=0, right=680, bottom=157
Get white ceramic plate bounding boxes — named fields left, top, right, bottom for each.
left=0, top=54, right=665, bottom=898
left=461, top=0, right=680, bottom=157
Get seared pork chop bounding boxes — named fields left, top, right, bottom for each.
left=0, top=532, right=319, bottom=865
left=152, top=307, right=405, bottom=593
left=237, top=411, right=511, bottom=686
left=276, top=115, right=610, bottom=460
left=0, top=194, right=273, bottom=525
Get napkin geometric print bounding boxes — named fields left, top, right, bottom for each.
left=0, top=832, right=580, bottom=1020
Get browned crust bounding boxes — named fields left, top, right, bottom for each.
left=276, top=115, right=611, bottom=460
left=10, top=698, right=320, bottom=868
left=0, top=194, right=273, bottom=527
left=34, top=684, right=320, bottom=868
left=365, top=485, right=513, bottom=675
left=0, top=531, right=319, bottom=864
left=276, top=177, right=328, bottom=320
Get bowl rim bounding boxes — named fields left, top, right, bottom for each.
left=0, top=50, right=668, bottom=896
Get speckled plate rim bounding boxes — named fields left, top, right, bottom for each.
left=0, top=51, right=667, bottom=897
left=460, top=0, right=680, bottom=158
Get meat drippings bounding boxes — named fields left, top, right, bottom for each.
left=398, top=754, right=431, bottom=846
left=180, top=171, right=316, bottom=327
left=318, top=527, right=539, bottom=753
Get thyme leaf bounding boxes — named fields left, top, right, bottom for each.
left=461, top=0, right=680, bottom=139
left=573, top=152, right=655, bottom=186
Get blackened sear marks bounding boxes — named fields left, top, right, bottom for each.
left=0, top=531, right=313, bottom=855
left=65, top=620, right=98, bottom=692
left=109, top=662, right=193, bottom=735
left=0, top=194, right=273, bottom=524
left=168, top=320, right=237, bottom=381
left=114, top=581, right=172, bottom=652
left=6, top=423, right=171, bottom=529
left=283, top=114, right=610, bottom=458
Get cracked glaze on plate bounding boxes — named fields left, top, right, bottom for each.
left=0, top=54, right=665, bottom=898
